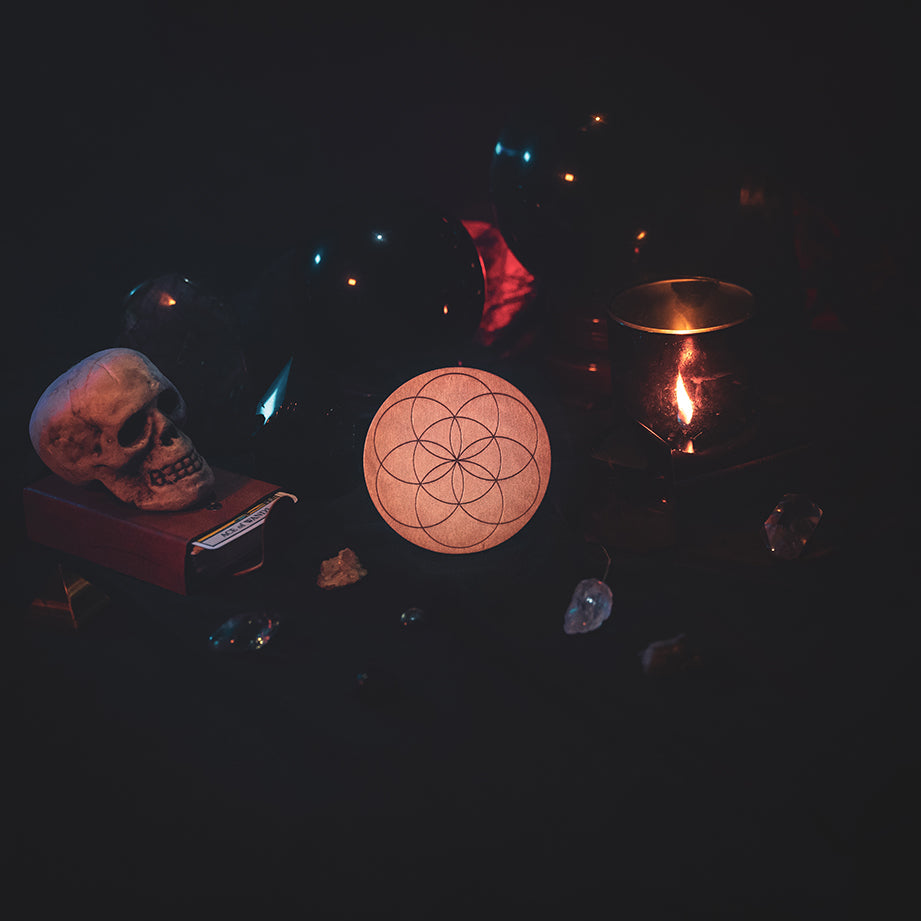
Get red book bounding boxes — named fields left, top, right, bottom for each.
left=23, top=468, right=296, bottom=594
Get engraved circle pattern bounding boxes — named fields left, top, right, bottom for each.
left=363, top=368, right=551, bottom=553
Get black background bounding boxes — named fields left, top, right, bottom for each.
left=6, top=2, right=918, bottom=917
left=7, top=2, right=917, bottom=369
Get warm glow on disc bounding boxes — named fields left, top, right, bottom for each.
left=363, top=368, right=551, bottom=553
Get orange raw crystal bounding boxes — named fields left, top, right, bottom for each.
left=317, top=548, right=367, bottom=589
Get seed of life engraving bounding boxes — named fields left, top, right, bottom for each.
left=363, top=368, right=551, bottom=553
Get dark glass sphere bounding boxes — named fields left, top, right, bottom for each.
left=242, top=202, right=487, bottom=498
left=116, top=273, right=253, bottom=461
left=489, top=90, right=796, bottom=305
left=299, top=201, right=486, bottom=392
left=249, top=354, right=380, bottom=500
left=490, top=102, right=629, bottom=289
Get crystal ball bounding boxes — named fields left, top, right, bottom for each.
left=489, top=84, right=784, bottom=297
left=248, top=354, right=371, bottom=499
left=299, top=200, right=485, bottom=387
left=245, top=202, right=487, bottom=492
left=117, top=274, right=252, bottom=460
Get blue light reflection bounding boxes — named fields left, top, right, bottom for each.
left=256, top=357, right=293, bottom=423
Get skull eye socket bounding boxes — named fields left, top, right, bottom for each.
left=157, top=388, right=180, bottom=416
left=117, top=410, right=148, bottom=447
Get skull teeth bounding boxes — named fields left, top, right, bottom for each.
left=149, top=451, right=204, bottom=487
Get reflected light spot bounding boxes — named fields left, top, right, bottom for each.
left=373, top=232, right=384, bottom=242
left=442, top=304, right=449, bottom=315
left=347, top=277, right=357, bottom=286
left=314, top=252, right=322, bottom=265
left=494, top=142, right=502, bottom=155
left=522, top=150, right=531, bottom=162
left=158, top=292, right=177, bottom=307
left=563, top=172, right=575, bottom=182
left=256, top=357, right=292, bottom=422
left=636, top=229, right=647, bottom=240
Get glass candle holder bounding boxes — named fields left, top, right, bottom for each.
left=607, top=278, right=757, bottom=461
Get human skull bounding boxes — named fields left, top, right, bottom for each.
left=29, top=348, right=215, bottom=511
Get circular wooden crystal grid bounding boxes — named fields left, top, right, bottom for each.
left=363, top=368, right=551, bottom=553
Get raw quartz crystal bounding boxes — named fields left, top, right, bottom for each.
left=564, top=579, right=613, bottom=635
left=763, top=493, right=823, bottom=560
left=317, top=548, right=367, bottom=589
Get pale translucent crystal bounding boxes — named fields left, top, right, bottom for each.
left=763, top=493, right=823, bottom=560
left=564, top=579, right=612, bottom=635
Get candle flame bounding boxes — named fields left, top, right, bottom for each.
left=676, top=371, right=694, bottom=426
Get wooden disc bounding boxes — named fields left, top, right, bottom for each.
left=363, top=368, right=551, bottom=553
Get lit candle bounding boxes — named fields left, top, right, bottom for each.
left=673, top=338, right=697, bottom=453
left=675, top=370, right=695, bottom=453
left=675, top=370, right=693, bottom=426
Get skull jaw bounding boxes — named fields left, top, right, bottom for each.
left=100, top=458, right=216, bottom=511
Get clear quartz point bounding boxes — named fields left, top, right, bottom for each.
left=763, top=493, right=823, bottom=560
left=564, top=579, right=613, bottom=635
left=209, top=611, right=278, bottom=652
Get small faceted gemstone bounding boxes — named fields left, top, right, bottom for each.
left=209, top=611, right=278, bottom=652
left=563, top=579, right=613, bottom=635
left=763, top=493, right=823, bottom=560
left=400, top=607, right=426, bottom=628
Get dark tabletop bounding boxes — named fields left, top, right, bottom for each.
left=6, top=3, right=918, bottom=917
